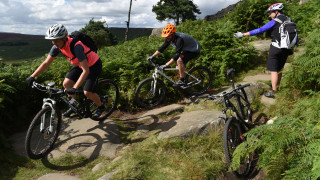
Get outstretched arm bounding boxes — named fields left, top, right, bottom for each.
left=151, top=50, right=161, bottom=57
left=30, top=55, right=55, bottom=78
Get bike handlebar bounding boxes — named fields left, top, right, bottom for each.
left=198, top=83, right=250, bottom=100
left=147, top=58, right=159, bottom=68
left=32, top=82, right=62, bottom=94
left=32, top=81, right=83, bottom=95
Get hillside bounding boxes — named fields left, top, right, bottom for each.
left=109, top=27, right=153, bottom=42
left=0, top=32, right=44, bottom=41
left=0, top=32, right=51, bottom=62
left=0, top=28, right=153, bottom=62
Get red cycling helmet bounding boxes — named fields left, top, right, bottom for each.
left=266, top=3, right=284, bottom=12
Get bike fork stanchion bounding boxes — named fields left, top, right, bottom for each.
left=41, top=99, right=56, bottom=133
left=151, top=73, right=158, bottom=97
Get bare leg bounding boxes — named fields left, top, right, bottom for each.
left=64, top=78, right=102, bottom=107
left=177, top=58, right=186, bottom=78
left=270, top=71, right=280, bottom=91
left=63, top=78, right=76, bottom=99
left=278, top=72, right=282, bottom=87
left=84, top=91, right=102, bottom=106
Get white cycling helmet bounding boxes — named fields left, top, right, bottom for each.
left=266, top=3, right=284, bottom=12
left=45, top=24, right=68, bottom=40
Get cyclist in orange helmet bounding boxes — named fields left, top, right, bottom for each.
left=148, top=24, right=201, bottom=87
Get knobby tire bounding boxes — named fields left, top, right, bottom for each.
left=223, top=117, right=254, bottom=178
left=90, top=79, right=119, bottom=121
left=25, top=106, right=61, bottom=159
left=135, top=78, right=166, bottom=108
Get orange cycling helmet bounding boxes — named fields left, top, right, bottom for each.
left=161, top=24, right=176, bottom=38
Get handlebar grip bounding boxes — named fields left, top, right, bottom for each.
left=239, top=83, right=250, bottom=89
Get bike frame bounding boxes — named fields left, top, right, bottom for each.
left=151, top=66, right=202, bottom=91
left=34, top=82, right=93, bottom=120
left=222, top=92, right=253, bottom=130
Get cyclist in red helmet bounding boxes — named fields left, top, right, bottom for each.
left=148, top=24, right=201, bottom=87
left=234, top=3, right=298, bottom=98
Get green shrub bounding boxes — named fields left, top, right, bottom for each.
left=282, top=28, right=320, bottom=92
left=232, top=92, right=320, bottom=179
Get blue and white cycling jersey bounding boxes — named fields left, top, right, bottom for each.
left=249, top=20, right=276, bottom=36
left=249, top=15, right=298, bottom=48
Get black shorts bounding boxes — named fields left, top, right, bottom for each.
left=179, top=51, right=200, bottom=64
left=66, top=59, right=102, bottom=92
left=267, top=45, right=292, bottom=72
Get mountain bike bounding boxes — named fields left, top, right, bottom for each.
left=25, top=79, right=119, bottom=159
left=135, top=58, right=212, bottom=108
left=200, top=68, right=257, bottom=178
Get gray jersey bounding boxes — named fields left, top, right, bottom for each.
left=173, top=32, right=201, bottom=53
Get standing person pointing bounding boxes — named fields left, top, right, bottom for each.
left=234, top=3, right=298, bottom=98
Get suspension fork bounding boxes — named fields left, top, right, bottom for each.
left=150, top=71, right=158, bottom=95
left=41, top=98, right=56, bottom=133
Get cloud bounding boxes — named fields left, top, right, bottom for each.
left=0, top=0, right=239, bottom=35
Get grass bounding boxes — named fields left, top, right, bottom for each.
left=107, top=130, right=226, bottom=180
left=2, top=127, right=227, bottom=180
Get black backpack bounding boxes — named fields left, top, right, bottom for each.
left=69, top=31, right=97, bottom=59
left=274, top=16, right=298, bottom=49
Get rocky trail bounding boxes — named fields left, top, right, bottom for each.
left=12, top=75, right=275, bottom=180
left=11, top=40, right=286, bottom=180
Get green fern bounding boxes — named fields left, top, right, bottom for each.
left=232, top=92, right=320, bottom=179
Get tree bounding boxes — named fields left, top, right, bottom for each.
left=125, top=0, right=135, bottom=41
left=152, top=0, right=201, bottom=25
left=80, top=18, right=117, bottom=49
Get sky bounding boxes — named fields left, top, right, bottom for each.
left=0, top=0, right=239, bottom=35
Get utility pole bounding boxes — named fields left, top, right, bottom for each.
left=125, top=0, right=133, bottom=41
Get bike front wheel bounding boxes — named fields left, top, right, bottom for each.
left=239, top=88, right=253, bottom=123
left=25, top=106, right=61, bottom=159
left=185, top=66, right=212, bottom=95
left=90, top=79, right=119, bottom=121
left=223, top=117, right=254, bottom=178
left=135, top=77, right=166, bottom=108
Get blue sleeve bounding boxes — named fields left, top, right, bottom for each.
left=249, top=20, right=276, bottom=36
left=49, top=45, right=60, bottom=57
left=74, top=44, right=87, bottom=62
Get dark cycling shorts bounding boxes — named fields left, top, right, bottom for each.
left=179, top=51, right=200, bottom=64
left=267, top=45, right=292, bottom=72
left=66, top=59, right=102, bottom=92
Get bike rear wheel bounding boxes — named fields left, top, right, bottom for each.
left=185, top=66, right=212, bottom=95
left=25, top=106, right=61, bottom=159
left=223, top=116, right=254, bottom=178
left=90, top=79, right=119, bottom=121
left=135, top=77, right=166, bottom=108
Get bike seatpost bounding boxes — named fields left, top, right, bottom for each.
left=226, top=68, right=236, bottom=89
